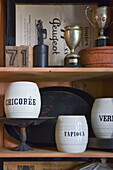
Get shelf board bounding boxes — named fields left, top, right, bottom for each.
left=0, top=67, right=113, bottom=82
left=0, top=148, right=113, bottom=158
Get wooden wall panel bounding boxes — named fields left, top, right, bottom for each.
left=73, top=80, right=113, bottom=98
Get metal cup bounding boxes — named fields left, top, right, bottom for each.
left=85, top=6, right=113, bottom=46
left=64, top=25, right=82, bottom=67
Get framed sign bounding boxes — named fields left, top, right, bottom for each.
left=16, top=3, right=98, bottom=66
left=6, top=0, right=109, bottom=66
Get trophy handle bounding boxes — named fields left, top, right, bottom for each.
left=85, top=6, right=95, bottom=28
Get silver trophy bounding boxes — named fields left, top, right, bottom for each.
left=64, top=25, right=82, bottom=67
left=85, top=6, right=113, bottom=46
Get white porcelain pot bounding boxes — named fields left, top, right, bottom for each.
left=4, top=81, right=41, bottom=118
left=55, top=115, right=88, bottom=153
left=91, top=98, right=113, bottom=138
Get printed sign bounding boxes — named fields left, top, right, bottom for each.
left=16, top=4, right=98, bottom=66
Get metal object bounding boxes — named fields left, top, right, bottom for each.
left=85, top=6, right=113, bottom=46
left=36, top=20, right=47, bottom=45
left=33, top=20, right=48, bottom=67
left=0, top=117, right=56, bottom=151
left=64, top=25, right=82, bottom=67
left=75, top=158, right=113, bottom=169
left=88, top=137, right=113, bottom=149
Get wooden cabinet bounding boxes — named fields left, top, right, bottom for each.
left=1, top=0, right=113, bottom=161
left=0, top=67, right=113, bottom=159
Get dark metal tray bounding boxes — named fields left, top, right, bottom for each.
left=88, top=137, right=113, bottom=150
left=4, top=86, right=94, bottom=147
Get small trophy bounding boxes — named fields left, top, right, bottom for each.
left=85, top=6, right=113, bottom=47
left=64, top=26, right=82, bottom=67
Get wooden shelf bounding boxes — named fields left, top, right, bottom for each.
left=0, top=67, right=113, bottom=82
left=1, top=67, right=113, bottom=159
left=0, top=148, right=113, bottom=158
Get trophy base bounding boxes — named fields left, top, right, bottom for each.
left=64, top=54, right=81, bottom=67
left=94, top=38, right=110, bottom=47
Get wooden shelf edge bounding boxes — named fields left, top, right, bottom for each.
left=0, top=148, right=113, bottom=158
left=1, top=67, right=113, bottom=72
left=0, top=67, right=113, bottom=82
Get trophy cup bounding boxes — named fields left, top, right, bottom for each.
left=85, top=6, right=113, bottom=47
left=64, top=25, right=82, bottom=67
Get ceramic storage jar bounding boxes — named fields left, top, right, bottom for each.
left=91, top=98, right=113, bottom=138
left=4, top=81, right=41, bottom=118
left=55, top=115, right=88, bottom=153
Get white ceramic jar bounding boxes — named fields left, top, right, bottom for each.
left=4, top=81, right=41, bottom=118
left=91, top=98, right=113, bottom=138
left=55, top=115, right=88, bottom=153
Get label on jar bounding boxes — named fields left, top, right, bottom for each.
left=5, top=97, right=36, bottom=106
left=99, top=115, right=113, bottom=122
left=64, top=131, right=85, bottom=137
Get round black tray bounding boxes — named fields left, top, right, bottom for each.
left=0, top=117, right=55, bottom=127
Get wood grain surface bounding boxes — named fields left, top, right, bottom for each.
left=79, top=46, right=113, bottom=67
